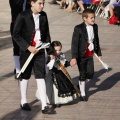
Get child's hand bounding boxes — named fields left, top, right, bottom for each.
left=49, top=54, right=55, bottom=60
left=70, top=58, right=77, bottom=67
left=97, top=56, right=102, bottom=62
left=27, top=46, right=39, bottom=54
left=98, top=56, right=102, bottom=60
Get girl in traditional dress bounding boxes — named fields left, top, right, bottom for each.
left=36, top=41, right=78, bottom=106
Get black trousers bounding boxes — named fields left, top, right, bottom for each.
left=20, top=49, right=46, bottom=79
left=77, top=56, right=94, bottom=81
left=10, top=22, right=20, bottom=56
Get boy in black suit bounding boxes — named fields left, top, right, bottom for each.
left=13, top=0, right=54, bottom=114
left=70, top=9, right=102, bottom=101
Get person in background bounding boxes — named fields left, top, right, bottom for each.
left=9, top=0, right=31, bottom=79
left=114, top=6, right=120, bottom=25
left=77, top=0, right=92, bottom=14
left=109, top=0, right=120, bottom=18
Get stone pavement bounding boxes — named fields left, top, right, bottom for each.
left=0, top=0, right=120, bottom=120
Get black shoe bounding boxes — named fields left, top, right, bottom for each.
left=42, top=106, right=52, bottom=114
left=14, top=69, right=19, bottom=80
left=20, top=103, right=31, bottom=111
left=80, top=96, right=88, bottom=101
left=14, top=69, right=18, bottom=80
left=15, top=73, right=19, bottom=80
left=118, top=23, right=120, bottom=26
left=15, top=73, right=22, bottom=80
left=114, top=22, right=120, bottom=26
left=14, top=69, right=16, bottom=74
left=55, top=104, right=61, bottom=107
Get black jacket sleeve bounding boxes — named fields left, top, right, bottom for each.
left=13, top=13, right=30, bottom=51
left=71, top=26, right=80, bottom=59
left=94, top=24, right=102, bottom=56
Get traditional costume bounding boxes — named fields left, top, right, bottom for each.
left=71, top=21, right=102, bottom=101
left=13, top=6, right=53, bottom=113
left=36, top=53, right=77, bottom=105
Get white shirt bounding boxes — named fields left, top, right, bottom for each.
left=86, top=25, right=94, bottom=51
left=86, top=25, right=94, bottom=42
left=33, top=13, right=40, bottom=31
left=32, top=13, right=42, bottom=47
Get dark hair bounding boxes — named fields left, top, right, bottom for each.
left=51, top=41, right=62, bottom=49
left=30, top=0, right=45, bottom=2
left=82, top=9, right=95, bottom=18
left=30, top=0, right=37, bottom=2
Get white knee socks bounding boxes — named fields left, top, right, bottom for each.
left=36, top=79, right=47, bottom=110
left=20, top=78, right=47, bottom=110
left=79, top=81, right=85, bottom=96
left=20, top=79, right=28, bottom=106
left=14, top=56, right=20, bottom=74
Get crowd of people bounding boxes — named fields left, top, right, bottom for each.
left=49, top=0, right=120, bottom=25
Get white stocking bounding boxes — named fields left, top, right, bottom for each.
left=14, top=56, right=20, bottom=74
left=36, top=79, right=47, bottom=110
left=79, top=81, right=85, bottom=96
left=20, top=79, right=28, bottom=106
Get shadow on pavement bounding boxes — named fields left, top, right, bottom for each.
left=0, top=37, right=12, bottom=50
left=0, top=31, right=10, bottom=37
left=71, top=68, right=115, bottom=98
left=0, top=99, right=41, bottom=119
left=0, top=99, right=56, bottom=119
left=71, top=68, right=112, bottom=88
left=87, top=71, right=120, bottom=97
left=0, top=72, right=14, bottom=81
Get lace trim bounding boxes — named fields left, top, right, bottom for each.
left=52, top=73, right=75, bottom=98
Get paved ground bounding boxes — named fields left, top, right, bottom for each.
left=0, top=0, right=120, bottom=120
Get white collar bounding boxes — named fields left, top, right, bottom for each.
left=32, top=13, right=40, bottom=18
left=86, top=24, right=93, bottom=28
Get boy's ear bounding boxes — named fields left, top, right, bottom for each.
left=31, top=1, right=34, bottom=6
left=83, top=16, right=87, bottom=21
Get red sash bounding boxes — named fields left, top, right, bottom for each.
left=83, top=43, right=93, bottom=57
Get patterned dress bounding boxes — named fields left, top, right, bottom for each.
left=36, top=53, right=77, bottom=105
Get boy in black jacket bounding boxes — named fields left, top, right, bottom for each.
left=70, top=9, right=102, bottom=101
left=13, top=0, right=54, bottom=114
